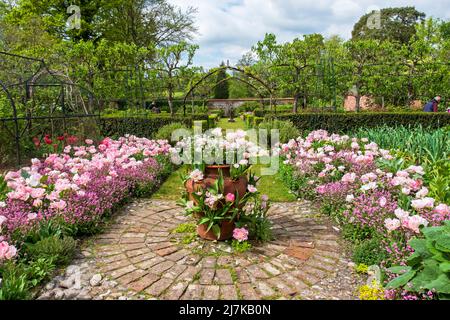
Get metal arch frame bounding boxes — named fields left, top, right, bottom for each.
left=208, top=76, right=266, bottom=102
left=0, top=79, right=21, bottom=163
left=182, top=65, right=274, bottom=116
left=0, top=51, right=100, bottom=166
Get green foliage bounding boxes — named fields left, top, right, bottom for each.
left=214, top=62, right=229, bottom=99
left=253, top=104, right=293, bottom=117
left=425, top=160, right=450, bottom=204
left=238, top=198, right=272, bottom=242
left=253, top=116, right=264, bottom=128
left=352, top=238, right=387, bottom=266
left=0, top=175, right=9, bottom=201
left=278, top=113, right=450, bottom=133
left=386, top=221, right=450, bottom=299
left=258, top=119, right=300, bottom=144
left=244, top=114, right=255, bottom=128
left=352, top=125, right=449, bottom=166
left=343, top=224, right=376, bottom=243
left=24, top=235, right=78, bottom=266
left=172, top=223, right=197, bottom=234
left=0, top=261, right=30, bottom=300
left=155, top=122, right=191, bottom=143
left=21, top=219, right=63, bottom=245
left=236, top=101, right=261, bottom=113
left=231, top=240, right=252, bottom=253
left=24, top=258, right=56, bottom=287
left=351, top=7, right=426, bottom=44
left=278, top=161, right=316, bottom=199
left=0, top=257, right=56, bottom=300
left=99, top=116, right=206, bottom=139
left=208, top=114, right=219, bottom=127
left=353, top=125, right=450, bottom=204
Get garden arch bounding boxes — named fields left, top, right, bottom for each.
left=182, top=65, right=274, bottom=115
left=0, top=51, right=100, bottom=166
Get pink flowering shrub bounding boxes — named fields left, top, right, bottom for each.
left=0, top=135, right=171, bottom=246
left=280, top=130, right=449, bottom=299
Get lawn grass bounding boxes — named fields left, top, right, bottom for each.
left=152, top=166, right=188, bottom=201
left=251, top=164, right=297, bottom=202
left=217, top=117, right=246, bottom=130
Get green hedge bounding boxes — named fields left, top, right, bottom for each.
left=208, top=114, right=219, bottom=127
left=253, top=116, right=264, bottom=128
left=99, top=115, right=208, bottom=139
left=244, top=114, right=254, bottom=128
left=276, top=113, right=450, bottom=133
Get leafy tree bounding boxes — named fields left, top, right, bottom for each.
left=277, top=34, right=325, bottom=112
left=252, top=33, right=282, bottom=109
left=344, top=39, right=381, bottom=111
left=3, top=0, right=197, bottom=46
left=352, top=7, right=426, bottom=44
left=229, top=52, right=256, bottom=98
left=213, top=62, right=229, bottom=99
left=153, top=41, right=198, bottom=115
left=96, top=0, right=197, bottom=47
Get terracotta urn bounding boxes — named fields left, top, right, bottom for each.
left=185, top=165, right=248, bottom=201
left=185, top=165, right=248, bottom=241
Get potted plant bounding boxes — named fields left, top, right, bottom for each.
left=173, top=128, right=268, bottom=240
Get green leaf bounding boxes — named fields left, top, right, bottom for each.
left=440, top=262, right=450, bottom=273
left=432, top=253, right=448, bottom=262
left=385, top=270, right=416, bottom=289
left=198, top=217, right=210, bottom=225
left=435, top=242, right=450, bottom=253
left=422, top=225, right=446, bottom=242
left=426, top=239, right=442, bottom=256
left=408, top=238, right=429, bottom=256
left=387, top=266, right=412, bottom=274
left=410, top=259, right=441, bottom=290
left=406, top=252, right=422, bottom=267
left=426, top=273, right=450, bottom=294
left=436, top=235, right=450, bottom=252
left=211, top=224, right=221, bottom=238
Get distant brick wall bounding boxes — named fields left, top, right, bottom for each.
left=410, top=100, right=423, bottom=110
left=343, top=95, right=379, bottom=111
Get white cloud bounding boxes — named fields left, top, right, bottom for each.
left=168, top=0, right=450, bottom=68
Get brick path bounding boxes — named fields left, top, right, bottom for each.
left=84, top=199, right=359, bottom=300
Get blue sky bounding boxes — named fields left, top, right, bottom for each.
left=168, top=0, right=450, bottom=69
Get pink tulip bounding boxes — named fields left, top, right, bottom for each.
left=225, top=193, right=235, bottom=202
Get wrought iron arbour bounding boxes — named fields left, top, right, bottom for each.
left=0, top=51, right=100, bottom=166
left=181, top=65, right=274, bottom=116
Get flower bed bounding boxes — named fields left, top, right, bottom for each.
left=0, top=135, right=173, bottom=299
left=279, top=130, right=450, bottom=300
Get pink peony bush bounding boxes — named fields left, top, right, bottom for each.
left=0, top=135, right=171, bottom=252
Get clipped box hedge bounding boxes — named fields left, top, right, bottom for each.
left=276, top=112, right=450, bottom=133
left=208, top=114, right=219, bottom=127
left=245, top=114, right=255, bottom=127
left=253, top=116, right=265, bottom=128
left=99, top=115, right=208, bottom=139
